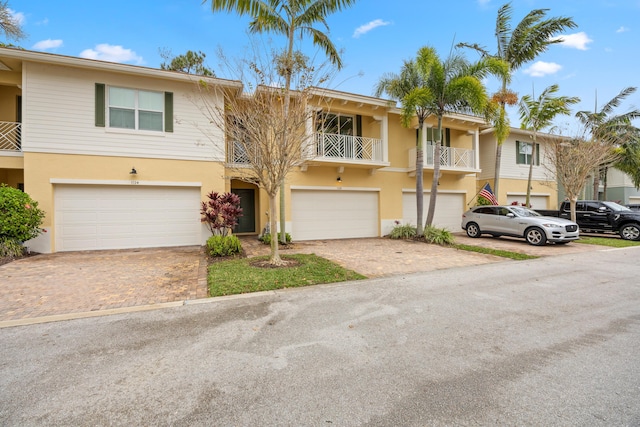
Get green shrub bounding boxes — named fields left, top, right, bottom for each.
left=476, top=195, right=492, bottom=206
left=424, top=225, right=455, bottom=246
left=260, top=232, right=292, bottom=245
left=206, top=235, right=242, bottom=257
left=389, top=222, right=417, bottom=239
left=0, top=237, right=25, bottom=258
left=0, top=184, right=46, bottom=242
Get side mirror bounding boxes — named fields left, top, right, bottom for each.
left=506, top=213, right=515, bottom=218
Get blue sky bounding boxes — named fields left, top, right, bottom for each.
left=7, top=0, right=640, bottom=132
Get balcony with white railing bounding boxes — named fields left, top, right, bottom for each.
left=311, top=132, right=387, bottom=167
left=409, top=143, right=478, bottom=175
left=226, top=140, right=250, bottom=166
left=226, top=133, right=389, bottom=169
left=0, top=122, right=22, bottom=155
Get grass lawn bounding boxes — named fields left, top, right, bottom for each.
left=208, top=253, right=366, bottom=297
left=453, top=243, right=538, bottom=260
left=575, top=236, right=640, bottom=248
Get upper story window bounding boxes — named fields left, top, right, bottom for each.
left=516, top=140, right=539, bottom=165
left=94, top=83, right=173, bottom=133
left=417, top=127, right=451, bottom=147
left=316, top=112, right=361, bottom=137
left=109, top=87, right=163, bottom=131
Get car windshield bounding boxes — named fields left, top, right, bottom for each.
left=510, top=207, right=541, bottom=217
left=602, top=201, right=630, bottom=212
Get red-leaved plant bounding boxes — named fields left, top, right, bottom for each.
left=200, top=192, right=243, bottom=236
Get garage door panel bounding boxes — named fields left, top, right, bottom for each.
left=55, top=185, right=201, bottom=251
left=292, top=190, right=378, bottom=240
left=506, top=195, right=548, bottom=209
left=402, top=192, right=464, bottom=232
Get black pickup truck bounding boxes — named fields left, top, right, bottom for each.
left=537, top=200, right=640, bottom=241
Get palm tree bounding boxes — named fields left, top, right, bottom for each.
left=375, top=59, right=429, bottom=235
left=458, top=2, right=576, bottom=201
left=614, top=132, right=640, bottom=190
left=209, top=0, right=356, bottom=246
left=518, top=84, right=579, bottom=206
left=376, top=46, right=508, bottom=234
left=576, top=87, right=640, bottom=199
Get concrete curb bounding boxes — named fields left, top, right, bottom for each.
left=0, top=289, right=286, bottom=329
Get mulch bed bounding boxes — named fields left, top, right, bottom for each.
left=0, top=252, right=39, bottom=267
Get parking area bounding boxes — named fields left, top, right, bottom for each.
left=0, top=235, right=604, bottom=325
left=0, top=246, right=208, bottom=323
left=453, top=233, right=602, bottom=257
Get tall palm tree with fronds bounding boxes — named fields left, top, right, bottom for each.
left=376, top=46, right=508, bottom=234
left=576, top=87, right=640, bottom=199
left=519, top=84, right=579, bottom=206
left=614, top=132, right=640, bottom=190
left=458, top=2, right=576, bottom=201
left=210, top=0, right=356, bottom=244
left=375, top=59, right=429, bottom=235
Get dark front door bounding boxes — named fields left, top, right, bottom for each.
left=232, top=189, right=256, bottom=233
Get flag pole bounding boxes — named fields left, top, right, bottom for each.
left=467, top=181, right=489, bottom=206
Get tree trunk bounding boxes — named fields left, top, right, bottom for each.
left=425, top=117, right=442, bottom=228
left=525, top=135, right=536, bottom=207
left=269, top=191, right=283, bottom=265
left=279, top=23, right=296, bottom=245
left=415, top=121, right=424, bottom=236
left=603, top=166, right=608, bottom=200
left=416, top=149, right=424, bottom=236
left=493, top=140, right=503, bottom=203
left=592, top=166, right=600, bottom=200
left=569, top=197, right=577, bottom=223
left=492, top=84, right=509, bottom=202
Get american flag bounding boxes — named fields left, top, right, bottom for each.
left=479, top=183, right=499, bottom=205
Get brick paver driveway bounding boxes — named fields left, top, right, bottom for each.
left=0, top=236, right=602, bottom=325
left=0, top=247, right=208, bottom=323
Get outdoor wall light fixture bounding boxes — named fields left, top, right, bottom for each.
left=130, top=167, right=137, bottom=175
left=337, top=177, right=342, bottom=183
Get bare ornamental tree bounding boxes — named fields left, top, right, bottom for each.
left=197, top=80, right=314, bottom=266
left=543, top=134, right=620, bottom=222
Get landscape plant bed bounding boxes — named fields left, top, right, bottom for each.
left=208, top=253, right=366, bottom=297
left=0, top=252, right=39, bottom=267
left=453, top=244, right=538, bottom=260
left=575, top=236, right=640, bottom=248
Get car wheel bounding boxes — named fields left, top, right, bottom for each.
left=466, top=222, right=481, bottom=238
left=619, top=223, right=640, bottom=241
left=525, top=227, right=547, bottom=246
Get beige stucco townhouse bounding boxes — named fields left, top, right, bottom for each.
left=0, top=47, right=240, bottom=253
left=0, top=47, right=560, bottom=253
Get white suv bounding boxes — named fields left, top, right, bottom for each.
left=462, top=205, right=579, bottom=246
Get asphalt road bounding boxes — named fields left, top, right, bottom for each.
left=1, top=246, right=640, bottom=426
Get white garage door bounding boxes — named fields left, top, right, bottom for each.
left=291, top=190, right=379, bottom=240
left=55, top=185, right=201, bottom=251
left=403, top=192, right=465, bottom=232
left=507, top=195, right=548, bottom=209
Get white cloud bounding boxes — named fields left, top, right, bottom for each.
left=8, top=9, right=25, bottom=25
left=550, top=32, right=593, bottom=50
left=36, top=18, right=49, bottom=26
left=79, top=44, right=143, bottom=64
left=523, top=61, right=562, bottom=77
left=616, top=26, right=629, bottom=33
left=353, top=19, right=390, bottom=38
left=32, top=39, right=63, bottom=51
